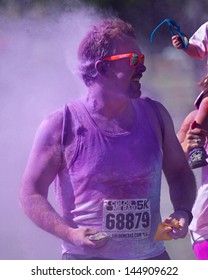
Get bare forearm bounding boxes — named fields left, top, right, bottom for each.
left=183, top=43, right=201, bottom=59
left=168, top=170, right=196, bottom=211
left=20, top=193, right=74, bottom=243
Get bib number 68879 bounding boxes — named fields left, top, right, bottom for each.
left=105, top=212, right=150, bottom=230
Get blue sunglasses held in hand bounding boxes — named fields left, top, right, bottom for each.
left=150, top=19, right=189, bottom=49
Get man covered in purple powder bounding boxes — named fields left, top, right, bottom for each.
left=20, top=18, right=196, bottom=260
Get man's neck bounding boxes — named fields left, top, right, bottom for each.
left=85, top=86, right=133, bottom=119
left=82, top=87, right=136, bottom=133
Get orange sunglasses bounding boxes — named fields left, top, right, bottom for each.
left=103, top=52, right=145, bottom=68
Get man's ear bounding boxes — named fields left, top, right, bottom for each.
left=95, top=60, right=108, bottom=75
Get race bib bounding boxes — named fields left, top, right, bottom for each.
left=102, top=199, right=151, bottom=240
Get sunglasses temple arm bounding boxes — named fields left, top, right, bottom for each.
left=168, top=25, right=175, bottom=36
left=150, top=18, right=189, bottom=49
left=150, top=19, right=168, bottom=43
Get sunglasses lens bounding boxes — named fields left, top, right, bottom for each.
left=180, top=33, right=189, bottom=47
left=131, top=53, right=144, bottom=67
left=131, top=54, right=139, bottom=66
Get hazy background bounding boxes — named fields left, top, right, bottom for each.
left=0, top=0, right=207, bottom=260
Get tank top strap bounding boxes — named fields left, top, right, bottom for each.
left=61, top=104, right=69, bottom=151
left=61, top=100, right=85, bottom=152
left=142, top=97, right=165, bottom=141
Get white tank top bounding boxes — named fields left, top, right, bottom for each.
left=55, top=97, right=165, bottom=259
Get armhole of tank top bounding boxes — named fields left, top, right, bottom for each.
left=61, top=103, right=81, bottom=169
left=143, top=97, right=165, bottom=143
left=61, top=104, right=69, bottom=152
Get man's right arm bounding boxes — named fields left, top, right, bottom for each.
left=20, top=110, right=72, bottom=240
left=19, top=110, right=100, bottom=249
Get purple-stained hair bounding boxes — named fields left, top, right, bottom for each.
left=78, top=18, right=136, bottom=86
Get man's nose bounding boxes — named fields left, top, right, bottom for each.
left=138, top=63, right=146, bottom=73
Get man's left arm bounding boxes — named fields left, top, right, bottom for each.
left=157, top=102, right=197, bottom=238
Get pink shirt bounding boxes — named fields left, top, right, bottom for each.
left=189, top=22, right=208, bottom=61
left=55, top=97, right=165, bottom=259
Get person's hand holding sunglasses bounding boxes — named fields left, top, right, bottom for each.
left=150, top=18, right=189, bottom=49
left=172, top=35, right=187, bottom=49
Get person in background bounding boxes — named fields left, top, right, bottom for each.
left=19, top=18, right=196, bottom=260
left=172, top=21, right=208, bottom=64
left=178, top=75, right=208, bottom=260
left=172, top=22, right=208, bottom=168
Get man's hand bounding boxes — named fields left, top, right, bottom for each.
left=69, top=227, right=109, bottom=249
left=164, top=210, right=190, bottom=239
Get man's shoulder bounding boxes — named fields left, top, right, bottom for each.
left=38, top=99, right=83, bottom=141
left=35, top=107, right=66, bottom=147
left=41, top=102, right=78, bottom=146
left=42, top=108, right=64, bottom=131
left=140, top=96, right=168, bottom=114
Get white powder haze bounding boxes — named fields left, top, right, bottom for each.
left=0, top=3, right=105, bottom=259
